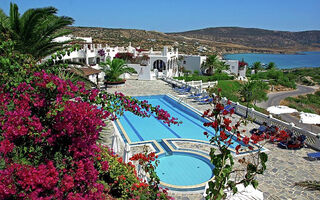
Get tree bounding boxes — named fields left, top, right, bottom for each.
left=266, top=62, right=277, bottom=70
left=0, top=3, right=74, bottom=59
left=239, top=80, right=269, bottom=105
left=251, top=61, right=263, bottom=74
left=100, top=58, right=136, bottom=82
left=201, top=54, right=226, bottom=75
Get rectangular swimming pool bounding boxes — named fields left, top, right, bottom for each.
left=118, top=95, right=246, bottom=150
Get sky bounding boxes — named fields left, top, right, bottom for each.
left=1, top=0, right=320, bottom=32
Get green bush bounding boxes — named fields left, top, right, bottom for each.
left=284, top=91, right=320, bottom=114
left=174, top=73, right=233, bottom=82
left=251, top=69, right=296, bottom=88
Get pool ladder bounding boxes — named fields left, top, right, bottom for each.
left=178, top=97, right=185, bottom=103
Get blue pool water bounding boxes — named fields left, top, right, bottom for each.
left=119, top=95, right=244, bottom=149
left=224, top=51, right=320, bottom=69
left=156, top=153, right=213, bottom=186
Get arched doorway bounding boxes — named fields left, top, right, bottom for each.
left=153, top=60, right=166, bottom=72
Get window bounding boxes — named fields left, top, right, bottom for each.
left=183, top=60, right=186, bottom=64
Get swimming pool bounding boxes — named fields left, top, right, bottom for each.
left=116, top=94, right=260, bottom=190
left=156, top=152, right=214, bottom=189
left=118, top=95, right=245, bottom=149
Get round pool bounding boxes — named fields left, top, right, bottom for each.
left=156, top=153, right=214, bottom=187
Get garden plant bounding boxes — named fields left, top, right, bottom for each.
left=202, top=88, right=283, bottom=200
left=0, top=38, right=178, bottom=199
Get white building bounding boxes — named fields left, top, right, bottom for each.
left=130, top=46, right=179, bottom=80
left=47, top=35, right=180, bottom=84
left=179, top=55, right=207, bottom=74
left=223, top=60, right=247, bottom=77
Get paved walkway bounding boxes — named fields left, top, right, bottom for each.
left=104, top=76, right=320, bottom=200
left=257, top=85, right=320, bottom=134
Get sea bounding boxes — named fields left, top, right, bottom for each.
left=223, top=51, right=320, bottom=69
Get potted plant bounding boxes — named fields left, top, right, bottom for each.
left=100, top=58, right=136, bottom=87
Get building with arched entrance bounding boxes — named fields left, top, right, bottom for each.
left=48, top=36, right=180, bottom=82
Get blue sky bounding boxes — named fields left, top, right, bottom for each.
left=1, top=0, right=320, bottom=32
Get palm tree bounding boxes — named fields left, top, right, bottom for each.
left=239, top=80, right=269, bottom=105
left=252, top=61, right=263, bottom=74
left=201, top=54, right=224, bottom=75
left=0, top=3, right=74, bottom=59
left=266, top=62, right=277, bottom=70
left=100, top=58, right=136, bottom=82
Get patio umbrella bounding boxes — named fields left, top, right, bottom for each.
left=226, top=184, right=263, bottom=200
left=203, top=183, right=263, bottom=200
left=123, top=143, right=132, bottom=163
left=267, top=105, right=298, bottom=115
left=299, top=112, right=320, bottom=132
left=111, top=133, right=120, bottom=154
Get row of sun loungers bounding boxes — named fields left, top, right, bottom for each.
left=175, top=86, right=213, bottom=104
left=250, top=123, right=307, bottom=149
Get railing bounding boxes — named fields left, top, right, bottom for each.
left=202, top=81, right=218, bottom=89
left=224, top=98, right=320, bottom=151
left=163, top=77, right=320, bottom=151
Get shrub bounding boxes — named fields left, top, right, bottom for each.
left=174, top=73, right=233, bottom=82
left=0, top=40, right=178, bottom=199
left=251, top=69, right=296, bottom=88
left=202, top=90, right=271, bottom=199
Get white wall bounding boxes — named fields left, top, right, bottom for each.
left=180, top=55, right=206, bottom=73
left=239, top=66, right=247, bottom=77
left=224, top=60, right=239, bottom=75
left=128, top=64, right=155, bottom=80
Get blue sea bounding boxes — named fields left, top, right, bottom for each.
left=223, top=51, right=320, bottom=69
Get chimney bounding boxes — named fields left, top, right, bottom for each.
left=162, top=46, right=168, bottom=56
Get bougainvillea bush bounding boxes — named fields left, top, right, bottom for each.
left=0, top=39, right=177, bottom=199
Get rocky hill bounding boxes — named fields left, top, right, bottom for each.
left=66, top=26, right=320, bottom=55
left=169, top=27, right=320, bottom=52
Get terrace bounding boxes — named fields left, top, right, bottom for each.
left=100, top=75, right=320, bottom=200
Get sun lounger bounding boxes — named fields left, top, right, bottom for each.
left=187, top=93, right=202, bottom=99
left=174, top=85, right=187, bottom=92
left=307, top=152, right=320, bottom=160
left=278, top=142, right=303, bottom=149
left=194, top=95, right=210, bottom=102
left=278, top=135, right=306, bottom=149
left=258, top=125, right=267, bottom=132
left=224, top=105, right=234, bottom=112
left=198, top=98, right=214, bottom=104
left=178, top=87, right=191, bottom=94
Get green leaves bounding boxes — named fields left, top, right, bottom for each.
left=100, top=58, right=137, bottom=82
left=1, top=3, right=74, bottom=59
left=259, top=152, right=268, bottom=172
left=251, top=180, right=259, bottom=189
left=201, top=54, right=227, bottom=75
left=259, top=152, right=268, bottom=163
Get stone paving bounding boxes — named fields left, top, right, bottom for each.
left=102, top=76, right=320, bottom=200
